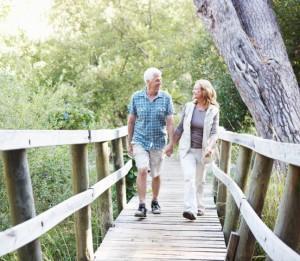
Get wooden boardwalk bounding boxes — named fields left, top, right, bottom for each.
left=94, top=157, right=227, bottom=260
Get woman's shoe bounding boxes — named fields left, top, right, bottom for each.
left=183, top=211, right=196, bottom=220
left=197, top=210, right=205, bottom=216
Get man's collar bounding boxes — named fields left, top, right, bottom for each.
left=144, top=87, right=162, bottom=98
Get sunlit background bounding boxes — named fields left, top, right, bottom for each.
left=0, top=0, right=53, bottom=40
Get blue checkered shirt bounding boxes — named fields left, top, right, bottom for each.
left=128, top=88, right=174, bottom=150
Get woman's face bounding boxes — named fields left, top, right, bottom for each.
left=192, top=84, right=203, bottom=101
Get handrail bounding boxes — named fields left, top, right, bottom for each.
left=216, top=128, right=300, bottom=261
left=0, top=126, right=131, bottom=260
left=212, top=163, right=300, bottom=261
left=0, top=126, right=128, bottom=151
left=0, top=159, right=132, bottom=257
left=218, top=128, right=300, bottom=166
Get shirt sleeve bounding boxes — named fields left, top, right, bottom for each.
left=166, top=96, right=174, bottom=115
left=128, top=95, right=136, bottom=115
left=210, top=111, right=219, bottom=136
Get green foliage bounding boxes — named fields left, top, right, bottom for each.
left=48, top=105, right=95, bottom=130
left=0, top=0, right=297, bottom=259
left=273, top=0, right=300, bottom=83
left=124, top=154, right=137, bottom=201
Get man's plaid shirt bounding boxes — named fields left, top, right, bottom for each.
left=128, top=88, right=174, bottom=150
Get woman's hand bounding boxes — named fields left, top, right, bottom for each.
left=204, top=146, right=213, bottom=157
left=165, top=144, right=173, bottom=157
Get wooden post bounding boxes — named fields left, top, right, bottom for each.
left=112, top=138, right=126, bottom=214
left=95, top=142, right=113, bottom=238
left=270, top=164, right=300, bottom=256
left=225, top=232, right=240, bottom=261
left=216, top=140, right=232, bottom=226
left=71, top=144, right=93, bottom=261
left=223, top=146, right=252, bottom=244
left=2, top=149, right=43, bottom=261
left=121, top=136, right=128, bottom=151
left=212, top=176, right=218, bottom=203
left=234, top=153, right=273, bottom=261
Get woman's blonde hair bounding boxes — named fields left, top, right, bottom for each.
left=194, top=79, right=219, bottom=107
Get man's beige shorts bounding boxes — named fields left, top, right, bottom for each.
left=132, top=144, right=164, bottom=177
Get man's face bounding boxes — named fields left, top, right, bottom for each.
left=148, top=75, right=162, bottom=92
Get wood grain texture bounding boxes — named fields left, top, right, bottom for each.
left=94, top=157, right=227, bottom=260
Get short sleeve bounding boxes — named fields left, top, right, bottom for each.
left=166, top=96, right=174, bottom=115
left=128, top=95, right=137, bottom=115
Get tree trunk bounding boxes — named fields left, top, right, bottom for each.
left=193, top=0, right=300, bottom=143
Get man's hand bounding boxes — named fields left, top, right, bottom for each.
left=128, top=143, right=133, bottom=157
left=165, top=144, right=173, bottom=157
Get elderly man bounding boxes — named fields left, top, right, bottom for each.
left=128, top=67, right=174, bottom=218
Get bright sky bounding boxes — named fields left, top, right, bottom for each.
left=0, top=0, right=53, bottom=41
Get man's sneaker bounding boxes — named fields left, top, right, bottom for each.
left=134, top=203, right=147, bottom=218
left=151, top=200, right=161, bottom=214
left=183, top=211, right=196, bottom=220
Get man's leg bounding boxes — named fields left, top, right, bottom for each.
left=137, top=167, right=148, bottom=203
left=152, top=175, right=160, bottom=201
left=149, top=149, right=164, bottom=214
left=133, top=144, right=150, bottom=217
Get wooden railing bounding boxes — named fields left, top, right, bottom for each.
left=1, top=127, right=300, bottom=261
left=0, top=126, right=132, bottom=260
left=214, top=128, right=300, bottom=261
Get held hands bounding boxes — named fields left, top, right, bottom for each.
left=165, top=143, right=173, bottom=157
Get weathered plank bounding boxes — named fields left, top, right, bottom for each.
left=94, top=157, right=227, bottom=260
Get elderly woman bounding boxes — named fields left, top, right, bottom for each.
left=167, top=79, right=219, bottom=220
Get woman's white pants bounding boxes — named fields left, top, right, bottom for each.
left=180, top=148, right=207, bottom=215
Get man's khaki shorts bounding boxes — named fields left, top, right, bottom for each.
left=132, top=144, right=164, bottom=177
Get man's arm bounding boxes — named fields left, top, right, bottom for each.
left=165, top=114, right=174, bottom=156
left=127, top=114, right=136, bottom=156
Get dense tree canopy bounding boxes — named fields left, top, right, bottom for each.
left=0, top=0, right=251, bottom=132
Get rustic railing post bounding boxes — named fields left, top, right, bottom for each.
left=225, top=232, right=240, bottom=261
left=95, top=142, right=113, bottom=238
left=223, top=146, right=252, bottom=243
left=121, top=136, right=128, bottom=151
left=71, top=144, right=93, bottom=261
left=268, top=164, right=300, bottom=257
left=2, top=149, right=43, bottom=261
left=234, top=153, right=273, bottom=261
left=112, top=138, right=126, bottom=214
left=217, top=140, right=232, bottom=225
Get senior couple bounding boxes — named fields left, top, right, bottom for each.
left=127, top=67, right=219, bottom=220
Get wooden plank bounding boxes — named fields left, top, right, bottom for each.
left=95, top=142, right=113, bottom=237
left=71, top=144, right=93, bottom=260
left=225, top=232, right=239, bottom=261
left=212, top=163, right=300, bottom=261
left=0, top=127, right=127, bottom=151
left=219, top=128, right=300, bottom=166
left=0, top=161, right=132, bottom=256
left=94, top=157, right=226, bottom=260
left=2, top=149, right=42, bottom=260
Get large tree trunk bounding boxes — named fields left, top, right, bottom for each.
left=193, top=0, right=300, bottom=143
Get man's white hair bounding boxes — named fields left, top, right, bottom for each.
left=144, top=67, right=162, bottom=83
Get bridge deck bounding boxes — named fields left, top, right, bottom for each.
left=94, top=157, right=227, bottom=260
